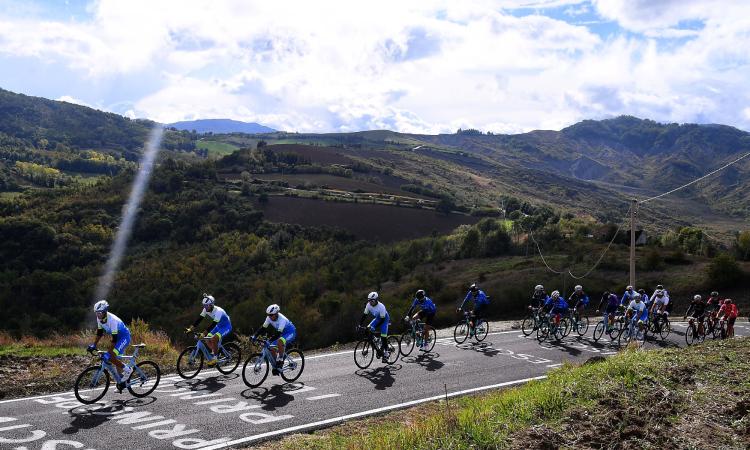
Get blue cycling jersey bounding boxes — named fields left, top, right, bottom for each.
left=460, top=290, right=489, bottom=309
left=409, top=297, right=436, bottom=315
left=569, top=292, right=589, bottom=307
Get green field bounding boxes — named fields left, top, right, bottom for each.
left=197, top=139, right=241, bottom=156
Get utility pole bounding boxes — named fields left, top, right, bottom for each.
left=629, top=199, right=637, bottom=288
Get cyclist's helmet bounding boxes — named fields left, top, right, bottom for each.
left=94, top=300, right=109, bottom=313
left=656, top=284, right=664, bottom=290
left=535, top=284, right=544, bottom=291
left=202, top=294, right=215, bottom=307
left=415, top=289, right=425, bottom=300
left=633, top=293, right=642, bottom=301
left=469, top=283, right=478, bottom=293
left=367, top=291, right=379, bottom=303
left=626, top=285, right=633, bottom=291
left=266, top=304, right=280, bottom=315
left=551, top=290, right=560, bottom=298
left=638, top=288, right=646, bottom=294
left=711, top=291, right=719, bottom=297
left=655, top=289, right=664, bottom=298
left=574, top=285, right=582, bottom=292
left=724, top=299, right=732, bottom=305
left=694, top=294, right=702, bottom=301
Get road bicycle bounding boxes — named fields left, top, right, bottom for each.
left=400, top=318, right=436, bottom=356
left=453, top=309, right=489, bottom=344
left=647, top=312, right=671, bottom=340
left=685, top=315, right=707, bottom=346
left=74, top=344, right=160, bottom=404
left=618, top=315, right=646, bottom=346
left=592, top=312, right=621, bottom=342
left=177, top=332, right=241, bottom=379
left=564, top=308, right=589, bottom=337
left=354, top=325, right=399, bottom=368
left=536, top=313, right=568, bottom=342
left=521, top=307, right=542, bottom=337
left=242, top=338, right=304, bottom=387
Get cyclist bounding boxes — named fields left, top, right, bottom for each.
left=530, top=285, right=549, bottom=310
left=251, top=304, right=296, bottom=375
left=88, top=300, right=132, bottom=389
left=545, top=290, right=569, bottom=326
left=705, top=291, right=722, bottom=332
left=405, top=289, right=437, bottom=351
left=620, top=285, right=636, bottom=307
left=360, top=291, right=391, bottom=363
left=717, top=299, right=739, bottom=338
left=626, top=293, right=649, bottom=336
left=639, top=288, right=651, bottom=310
left=457, top=283, right=490, bottom=332
left=596, top=291, right=620, bottom=332
left=568, top=285, right=590, bottom=321
left=650, top=289, right=670, bottom=332
left=186, top=294, right=232, bottom=366
left=683, top=294, right=707, bottom=336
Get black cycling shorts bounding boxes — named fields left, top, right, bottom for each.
left=416, top=310, right=435, bottom=325
left=473, top=303, right=488, bottom=320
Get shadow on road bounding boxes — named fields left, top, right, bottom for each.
left=63, top=397, right=153, bottom=434
left=403, top=352, right=445, bottom=371
left=174, top=373, right=237, bottom=392
left=355, top=365, right=401, bottom=390
left=240, top=382, right=308, bottom=410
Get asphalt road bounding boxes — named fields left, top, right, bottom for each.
left=0, top=320, right=747, bottom=449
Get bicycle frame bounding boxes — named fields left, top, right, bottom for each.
left=189, top=334, right=231, bottom=364
left=89, top=346, right=144, bottom=388
left=251, top=339, right=292, bottom=372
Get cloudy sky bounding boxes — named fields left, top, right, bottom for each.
left=1, top=0, right=749, bottom=134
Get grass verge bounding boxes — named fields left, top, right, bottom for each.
left=255, top=337, right=750, bottom=449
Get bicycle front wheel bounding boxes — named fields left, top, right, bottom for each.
left=74, top=366, right=109, bottom=404
left=280, top=349, right=305, bottom=383
left=386, top=336, right=400, bottom=364
left=354, top=340, right=374, bottom=369
left=576, top=316, right=589, bottom=336
left=177, top=346, right=203, bottom=379
left=659, top=318, right=671, bottom=340
left=537, top=321, right=549, bottom=342
left=399, top=331, right=415, bottom=356
left=474, top=319, right=489, bottom=342
left=454, top=321, right=469, bottom=344
left=423, top=328, right=437, bottom=353
left=592, top=321, right=605, bottom=342
left=217, top=342, right=241, bottom=374
left=128, top=361, right=161, bottom=397
left=242, top=353, right=269, bottom=388
left=521, top=315, right=536, bottom=336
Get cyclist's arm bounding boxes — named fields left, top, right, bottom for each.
left=406, top=299, right=417, bottom=317
left=93, top=327, right=104, bottom=347
left=359, top=313, right=369, bottom=326
left=458, top=292, right=470, bottom=310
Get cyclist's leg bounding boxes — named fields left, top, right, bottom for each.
left=275, top=326, right=296, bottom=364
left=727, top=317, right=736, bottom=338
left=110, top=330, right=130, bottom=374
left=422, top=312, right=434, bottom=344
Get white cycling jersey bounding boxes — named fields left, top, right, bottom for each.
left=97, top=312, right=127, bottom=335
left=263, top=312, right=291, bottom=332
left=652, top=294, right=670, bottom=306
left=200, top=305, right=229, bottom=323
left=365, top=302, right=388, bottom=318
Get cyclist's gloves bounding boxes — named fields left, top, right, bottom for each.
left=87, top=344, right=96, bottom=352
left=185, top=326, right=194, bottom=334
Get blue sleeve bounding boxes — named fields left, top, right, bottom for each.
left=459, top=291, right=470, bottom=309
left=583, top=295, right=589, bottom=305
left=407, top=299, right=417, bottom=316
left=479, top=292, right=488, bottom=304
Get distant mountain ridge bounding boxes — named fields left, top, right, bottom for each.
left=167, top=119, right=275, bottom=134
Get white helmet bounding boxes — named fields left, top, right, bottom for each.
left=535, top=284, right=544, bottom=291
left=633, top=293, right=642, bottom=300
left=626, top=285, right=633, bottom=291
left=202, top=294, right=215, bottom=307
left=266, top=304, right=280, bottom=315
left=693, top=294, right=702, bottom=301
left=551, top=290, right=560, bottom=298
left=655, top=289, right=664, bottom=297
left=94, top=300, right=109, bottom=312
left=367, top=291, right=379, bottom=302
left=574, top=285, right=582, bottom=292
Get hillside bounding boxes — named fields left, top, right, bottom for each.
left=168, top=118, right=276, bottom=134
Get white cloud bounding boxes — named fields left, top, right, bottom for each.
left=0, top=0, right=749, bottom=133
left=56, top=95, right=92, bottom=107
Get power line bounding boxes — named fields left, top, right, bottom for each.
left=529, top=230, right=566, bottom=274
left=639, top=152, right=750, bottom=204
left=568, top=206, right=630, bottom=280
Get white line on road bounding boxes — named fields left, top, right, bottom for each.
left=546, top=363, right=562, bottom=368
left=200, top=375, right=547, bottom=450
left=306, top=394, right=341, bottom=401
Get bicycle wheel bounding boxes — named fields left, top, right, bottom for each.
left=242, top=353, right=269, bottom=388
left=608, top=320, right=622, bottom=341
left=474, top=319, right=489, bottom=342
left=576, top=316, right=589, bottom=336
left=659, top=318, right=671, bottom=340
left=617, top=326, right=630, bottom=347
left=177, top=346, right=203, bottom=379
left=561, top=317, right=572, bottom=338
left=423, top=327, right=437, bottom=353
left=454, top=321, right=469, bottom=344
left=217, top=342, right=241, bottom=374
left=353, top=340, right=374, bottom=369
left=386, top=336, right=400, bottom=364
left=400, top=331, right=415, bottom=356
left=592, top=322, right=605, bottom=342
left=74, top=366, right=109, bottom=404
left=521, top=315, right=536, bottom=336
left=537, top=320, right=549, bottom=342
left=280, top=349, right=305, bottom=383
left=128, top=361, right=161, bottom=397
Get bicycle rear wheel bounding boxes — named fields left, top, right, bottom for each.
left=537, top=321, right=549, bottom=342
left=592, top=322, right=605, bottom=342
left=400, top=330, right=415, bottom=356
left=242, top=353, right=269, bottom=387
left=659, top=318, right=671, bottom=340
left=423, top=328, right=437, bottom=353
left=474, top=319, right=489, bottom=342
left=217, top=342, right=241, bottom=374
left=386, top=336, right=400, bottom=364
left=177, top=346, right=203, bottom=379
left=454, top=321, right=469, bottom=344
left=128, top=361, right=161, bottom=397
left=74, top=366, right=109, bottom=404
left=354, top=340, right=374, bottom=369
left=280, top=349, right=305, bottom=383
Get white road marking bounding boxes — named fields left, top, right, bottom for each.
left=305, top=394, right=341, bottom=401
left=546, top=363, right=562, bottom=368
left=200, top=375, right=548, bottom=450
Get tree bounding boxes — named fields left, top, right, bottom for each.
left=706, top=254, right=743, bottom=288
left=737, top=230, right=750, bottom=260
